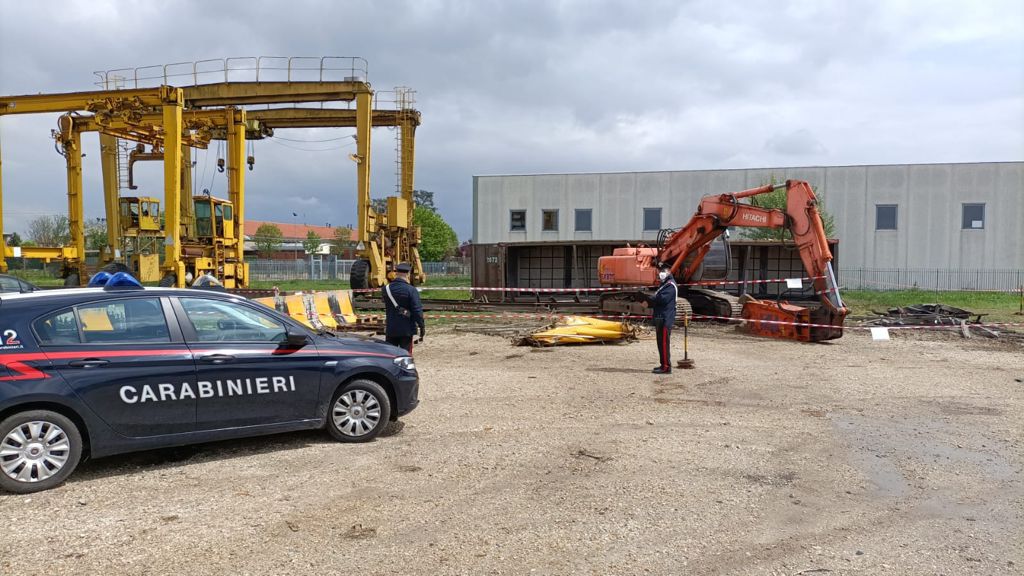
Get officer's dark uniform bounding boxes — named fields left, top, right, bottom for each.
left=648, top=268, right=678, bottom=374
left=382, top=263, right=425, bottom=354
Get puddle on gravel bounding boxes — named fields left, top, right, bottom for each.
left=831, top=412, right=1018, bottom=504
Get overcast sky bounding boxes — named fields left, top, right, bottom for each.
left=1, top=0, right=1021, bottom=241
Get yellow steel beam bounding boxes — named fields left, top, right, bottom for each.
left=99, top=133, right=120, bottom=258
left=74, top=116, right=212, bottom=149
left=181, top=145, right=194, bottom=238
left=182, top=81, right=370, bottom=108
left=61, top=125, right=86, bottom=282
left=0, top=86, right=181, bottom=115
left=355, top=92, right=372, bottom=244
left=248, top=107, right=421, bottom=129
left=226, top=109, right=246, bottom=267
left=163, top=103, right=183, bottom=284
left=3, top=245, right=76, bottom=261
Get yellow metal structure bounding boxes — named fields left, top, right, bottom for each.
left=2, top=57, right=422, bottom=289
left=0, top=86, right=186, bottom=283
left=252, top=290, right=358, bottom=330
left=516, top=316, right=638, bottom=346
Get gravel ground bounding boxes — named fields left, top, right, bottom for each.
left=2, top=325, right=1022, bottom=575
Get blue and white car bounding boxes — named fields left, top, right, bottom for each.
left=0, top=276, right=419, bottom=493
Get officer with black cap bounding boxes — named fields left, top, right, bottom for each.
left=647, top=263, right=678, bottom=374
left=382, top=262, right=425, bottom=354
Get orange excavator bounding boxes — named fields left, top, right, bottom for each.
left=597, top=180, right=847, bottom=342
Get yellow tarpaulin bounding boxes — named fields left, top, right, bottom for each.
left=516, top=316, right=637, bottom=346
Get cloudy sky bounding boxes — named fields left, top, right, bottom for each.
left=1, top=0, right=1021, bottom=240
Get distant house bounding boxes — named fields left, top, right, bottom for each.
left=244, top=221, right=358, bottom=259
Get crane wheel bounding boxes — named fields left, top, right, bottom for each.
left=158, top=274, right=177, bottom=288
left=63, top=273, right=80, bottom=287
left=101, top=262, right=131, bottom=275
left=350, top=259, right=370, bottom=290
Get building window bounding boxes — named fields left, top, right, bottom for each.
left=542, top=209, right=559, bottom=232
left=574, top=209, right=592, bottom=232
left=510, top=210, right=526, bottom=231
left=962, top=203, right=985, bottom=229
left=875, top=204, right=898, bottom=230
left=643, top=208, right=662, bottom=231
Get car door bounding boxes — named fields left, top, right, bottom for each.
left=35, top=296, right=196, bottom=437
left=173, top=296, right=323, bottom=430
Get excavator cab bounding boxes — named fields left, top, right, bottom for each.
left=194, top=195, right=235, bottom=242
left=118, top=197, right=161, bottom=236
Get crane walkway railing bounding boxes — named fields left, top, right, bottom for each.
left=94, top=56, right=370, bottom=90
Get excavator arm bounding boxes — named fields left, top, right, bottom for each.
left=597, top=179, right=847, bottom=341
left=657, top=180, right=844, bottom=315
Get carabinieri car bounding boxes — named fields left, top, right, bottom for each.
left=0, top=276, right=419, bottom=493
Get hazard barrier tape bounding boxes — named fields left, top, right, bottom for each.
left=385, top=310, right=1024, bottom=331
left=349, top=275, right=828, bottom=294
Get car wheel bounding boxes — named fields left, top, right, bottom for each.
left=0, top=410, right=83, bottom=494
left=326, top=379, right=391, bottom=443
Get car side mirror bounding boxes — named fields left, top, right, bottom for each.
left=284, top=328, right=310, bottom=347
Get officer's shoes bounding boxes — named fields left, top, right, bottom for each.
left=652, top=367, right=672, bottom=374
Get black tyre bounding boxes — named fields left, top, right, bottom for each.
left=326, top=379, right=391, bottom=443
left=63, top=273, right=80, bottom=287
left=350, top=259, right=370, bottom=291
left=158, top=274, right=177, bottom=287
left=101, top=262, right=131, bottom=275
left=0, top=410, right=83, bottom=494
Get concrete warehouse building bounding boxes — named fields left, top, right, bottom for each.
left=472, top=161, right=1024, bottom=292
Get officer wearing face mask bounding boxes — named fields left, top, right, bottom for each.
left=647, top=263, right=678, bottom=374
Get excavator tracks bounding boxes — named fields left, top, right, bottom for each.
left=682, top=288, right=744, bottom=320
left=675, top=297, right=693, bottom=324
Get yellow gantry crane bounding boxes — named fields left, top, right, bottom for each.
left=0, top=57, right=423, bottom=289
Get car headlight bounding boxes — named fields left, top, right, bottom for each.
left=393, top=356, right=416, bottom=372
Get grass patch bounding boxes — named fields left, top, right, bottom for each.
left=248, top=279, right=349, bottom=292
left=417, top=275, right=472, bottom=300
left=842, top=289, right=1023, bottom=323
left=5, top=270, right=65, bottom=287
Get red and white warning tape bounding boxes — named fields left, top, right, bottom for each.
left=402, top=310, right=1024, bottom=331
left=350, top=275, right=827, bottom=294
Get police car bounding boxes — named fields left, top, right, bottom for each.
left=0, top=273, right=419, bottom=493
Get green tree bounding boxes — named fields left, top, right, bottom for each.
left=27, top=215, right=70, bottom=246
left=253, top=223, right=283, bottom=258
left=413, top=189, right=436, bottom=211
left=741, top=177, right=836, bottom=241
left=84, top=218, right=108, bottom=251
left=302, top=230, right=323, bottom=254
left=7, top=232, right=21, bottom=246
left=414, top=206, right=458, bottom=261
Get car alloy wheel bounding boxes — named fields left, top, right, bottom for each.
left=0, top=410, right=83, bottom=493
left=327, top=379, right=392, bottom=443
left=333, top=389, right=382, bottom=437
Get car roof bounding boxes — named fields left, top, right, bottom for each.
left=0, top=287, right=245, bottom=310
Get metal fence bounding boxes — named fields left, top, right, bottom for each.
left=247, top=258, right=471, bottom=282
left=839, top=268, right=1024, bottom=293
